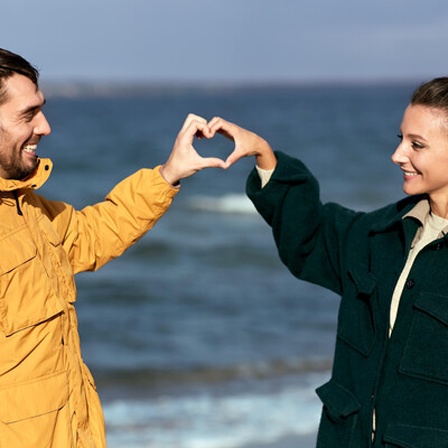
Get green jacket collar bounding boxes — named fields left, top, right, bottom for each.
left=370, top=195, right=428, bottom=234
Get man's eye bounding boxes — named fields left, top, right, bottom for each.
left=20, top=107, right=40, bottom=122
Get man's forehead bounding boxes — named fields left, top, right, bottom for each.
left=1, top=74, right=44, bottom=108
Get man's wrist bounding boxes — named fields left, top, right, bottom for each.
left=159, top=165, right=180, bottom=187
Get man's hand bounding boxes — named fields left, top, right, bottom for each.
left=160, top=114, right=227, bottom=186
left=208, top=117, right=277, bottom=170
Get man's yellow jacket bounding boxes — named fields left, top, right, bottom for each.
left=0, top=159, right=178, bottom=447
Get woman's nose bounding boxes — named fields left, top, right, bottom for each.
left=391, top=144, right=407, bottom=165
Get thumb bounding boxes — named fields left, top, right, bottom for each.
left=225, top=147, right=241, bottom=167
left=201, top=157, right=228, bottom=170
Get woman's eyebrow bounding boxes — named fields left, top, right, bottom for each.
left=406, top=132, right=427, bottom=142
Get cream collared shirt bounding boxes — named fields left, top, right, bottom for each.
left=389, top=201, right=448, bottom=334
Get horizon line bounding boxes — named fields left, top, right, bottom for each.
left=41, top=77, right=422, bottom=98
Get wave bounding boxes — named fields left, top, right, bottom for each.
left=187, top=194, right=258, bottom=215
left=103, top=365, right=327, bottom=448
left=95, top=357, right=332, bottom=392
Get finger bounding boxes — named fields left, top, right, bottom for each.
left=195, top=122, right=213, bottom=139
left=180, top=113, right=207, bottom=133
left=207, top=116, right=222, bottom=129
left=180, top=120, right=212, bottom=144
left=208, top=117, right=236, bottom=141
left=208, top=116, right=227, bottom=133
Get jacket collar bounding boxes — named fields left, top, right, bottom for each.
left=375, top=196, right=448, bottom=235
left=0, top=158, right=53, bottom=192
left=403, top=197, right=448, bottom=236
left=370, top=195, right=428, bottom=234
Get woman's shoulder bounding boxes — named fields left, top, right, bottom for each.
left=359, top=194, right=427, bottom=231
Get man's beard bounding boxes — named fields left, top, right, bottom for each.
left=0, top=153, right=38, bottom=180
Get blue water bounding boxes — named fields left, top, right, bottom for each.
left=39, top=82, right=414, bottom=447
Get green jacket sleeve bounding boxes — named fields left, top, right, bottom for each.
left=246, top=151, right=362, bottom=296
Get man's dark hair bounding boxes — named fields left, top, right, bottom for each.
left=0, top=48, right=39, bottom=105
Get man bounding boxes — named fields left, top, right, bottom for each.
left=0, top=48, right=226, bottom=447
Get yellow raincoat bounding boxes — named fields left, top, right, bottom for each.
left=0, top=159, right=178, bottom=447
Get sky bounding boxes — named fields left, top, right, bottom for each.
left=2, top=0, right=448, bottom=84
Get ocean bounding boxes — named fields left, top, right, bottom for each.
left=39, top=81, right=414, bottom=447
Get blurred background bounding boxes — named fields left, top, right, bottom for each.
left=2, top=0, right=447, bottom=84
left=2, top=1, right=448, bottom=447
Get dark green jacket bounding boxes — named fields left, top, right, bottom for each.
left=247, top=152, right=448, bottom=448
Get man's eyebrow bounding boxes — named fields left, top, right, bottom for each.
left=18, top=98, right=46, bottom=117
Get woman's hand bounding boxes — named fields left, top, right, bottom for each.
left=208, top=116, right=277, bottom=170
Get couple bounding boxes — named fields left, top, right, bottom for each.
left=1, top=47, right=448, bottom=448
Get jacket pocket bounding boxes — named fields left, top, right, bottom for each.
left=0, top=228, right=36, bottom=278
left=0, top=227, right=64, bottom=336
left=80, top=364, right=106, bottom=446
left=0, top=370, right=68, bottom=424
left=383, top=423, right=448, bottom=447
left=400, top=291, right=448, bottom=385
left=337, top=265, right=377, bottom=356
left=316, top=379, right=361, bottom=448
left=37, top=213, right=77, bottom=304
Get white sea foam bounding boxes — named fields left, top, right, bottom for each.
left=188, top=194, right=258, bottom=215
left=104, top=372, right=325, bottom=448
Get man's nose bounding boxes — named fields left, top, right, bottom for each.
left=35, top=111, right=51, bottom=136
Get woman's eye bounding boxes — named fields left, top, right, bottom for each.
left=411, top=141, right=424, bottom=150
left=397, top=133, right=424, bottom=150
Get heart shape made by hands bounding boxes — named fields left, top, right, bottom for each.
left=193, top=129, right=235, bottom=161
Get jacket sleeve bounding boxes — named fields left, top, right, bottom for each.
left=246, top=151, right=362, bottom=296
left=39, top=166, right=178, bottom=274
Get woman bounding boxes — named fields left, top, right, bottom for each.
left=209, top=77, right=448, bottom=447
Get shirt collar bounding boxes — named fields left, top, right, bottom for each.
left=403, top=197, right=448, bottom=236
left=402, top=198, right=430, bottom=225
